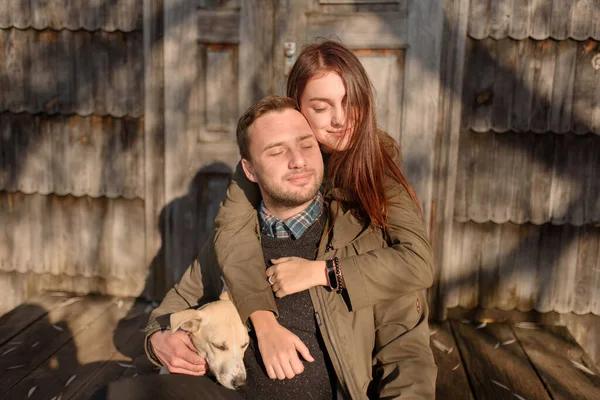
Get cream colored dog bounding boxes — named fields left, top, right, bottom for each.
left=170, top=291, right=249, bottom=390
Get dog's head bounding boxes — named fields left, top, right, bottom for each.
left=170, top=294, right=249, bottom=390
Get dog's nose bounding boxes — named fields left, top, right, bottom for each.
left=232, top=376, right=246, bottom=390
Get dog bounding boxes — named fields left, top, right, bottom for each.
left=170, top=290, right=249, bottom=390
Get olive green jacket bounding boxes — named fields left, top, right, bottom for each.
left=214, top=162, right=435, bottom=324
left=145, top=191, right=437, bottom=399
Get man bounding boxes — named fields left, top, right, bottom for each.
left=96, top=96, right=436, bottom=399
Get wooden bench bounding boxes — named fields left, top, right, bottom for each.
left=0, top=293, right=598, bottom=399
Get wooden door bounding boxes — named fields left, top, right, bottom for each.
left=272, top=0, right=444, bottom=228
left=159, top=0, right=443, bottom=287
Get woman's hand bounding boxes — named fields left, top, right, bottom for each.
left=266, top=257, right=328, bottom=298
left=251, top=310, right=314, bottom=380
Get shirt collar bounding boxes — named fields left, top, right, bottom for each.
left=259, top=192, right=324, bottom=239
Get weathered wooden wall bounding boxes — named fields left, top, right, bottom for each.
left=0, top=1, right=147, bottom=315
left=437, top=0, right=600, bottom=324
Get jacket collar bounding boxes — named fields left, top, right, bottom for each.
left=326, top=191, right=370, bottom=249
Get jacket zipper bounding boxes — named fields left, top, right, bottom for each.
left=314, top=290, right=360, bottom=399
left=310, top=288, right=350, bottom=397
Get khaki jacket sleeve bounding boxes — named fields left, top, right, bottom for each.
left=143, top=240, right=224, bottom=366
left=339, top=178, right=434, bottom=312
left=371, top=290, right=437, bottom=399
left=213, top=161, right=278, bottom=324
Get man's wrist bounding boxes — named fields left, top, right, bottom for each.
left=250, top=310, right=277, bottom=333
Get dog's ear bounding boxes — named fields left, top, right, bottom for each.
left=170, top=309, right=203, bottom=334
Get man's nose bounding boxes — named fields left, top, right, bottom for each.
left=289, top=149, right=307, bottom=169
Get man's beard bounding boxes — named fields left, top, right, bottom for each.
left=259, top=169, right=322, bottom=208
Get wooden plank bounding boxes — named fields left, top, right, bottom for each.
left=514, top=325, right=600, bottom=399
left=451, top=320, right=552, bottom=400
left=488, top=0, right=511, bottom=39
left=0, top=293, right=72, bottom=347
left=479, top=223, right=502, bottom=309
left=513, top=224, right=541, bottom=311
left=432, top=0, right=469, bottom=317
left=552, top=224, right=580, bottom=313
left=73, top=301, right=160, bottom=399
left=509, top=132, right=533, bottom=224
left=401, top=0, right=443, bottom=229
left=509, top=0, right=532, bottom=40
left=356, top=51, right=403, bottom=140
left=534, top=224, right=561, bottom=312
left=305, top=12, right=408, bottom=49
left=164, top=0, right=204, bottom=289
left=238, top=0, right=275, bottom=114
left=319, top=0, right=399, bottom=4
left=272, top=0, right=307, bottom=95
left=550, top=0, right=573, bottom=40
left=467, top=0, right=489, bottom=39
left=491, top=39, right=515, bottom=133
left=550, top=40, right=576, bottom=134
left=531, top=0, right=552, bottom=40
left=197, top=9, right=240, bottom=44
left=573, top=226, right=599, bottom=314
left=530, top=40, right=556, bottom=133
left=458, top=222, right=481, bottom=309
left=143, top=0, right=166, bottom=300
left=205, top=46, right=238, bottom=136
left=3, top=298, right=138, bottom=400
left=571, top=0, right=594, bottom=41
left=512, top=40, right=535, bottom=132
left=496, top=222, right=520, bottom=310
left=0, top=295, right=114, bottom=397
left=528, top=133, right=553, bottom=224
left=429, top=322, right=473, bottom=400
left=469, top=39, right=495, bottom=133
left=572, top=39, right=596, bottom=134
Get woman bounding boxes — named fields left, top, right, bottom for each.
left=213, top=40, right=434, bottom=381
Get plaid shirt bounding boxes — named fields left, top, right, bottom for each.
left=259, top=192, right=324, bottom=239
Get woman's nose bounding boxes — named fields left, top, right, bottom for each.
left=331, top=107, right=346, bottom=127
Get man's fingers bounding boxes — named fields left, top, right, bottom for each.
left=293, top=336, right=314, bottom=362
left=265, top=365, right=277, bottom=380
left=289, top=353, right=305, bottom=375
left=272, top=363, right=286, bottom=380
left=177, top=336, right=207, bottom=366
left=167, top=365, right=207, bottom=376
left=168, top=356, right=208, bottom=374
left=281, top=361, right=296, bottom=379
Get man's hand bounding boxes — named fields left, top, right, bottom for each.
left=149, top=330, right=209, bottom=376
left=251, top=310, right=315, bottom=380
left=267, top=257, right=327, bottom=298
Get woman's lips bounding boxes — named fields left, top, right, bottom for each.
left=327, top=130, right=347, bottom=137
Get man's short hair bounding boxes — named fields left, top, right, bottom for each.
left=236, top=96, right=299, bottom=160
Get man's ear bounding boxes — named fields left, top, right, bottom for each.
left=241, top=158, right=258, bottom=183
left=170, top=309, right=203, bottom=334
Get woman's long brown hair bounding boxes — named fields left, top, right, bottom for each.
left=287, top=40, right=422, bottom=229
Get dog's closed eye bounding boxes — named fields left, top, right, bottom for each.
left=212, top=342, right=229, bottom=351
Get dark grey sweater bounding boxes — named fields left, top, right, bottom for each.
left=238, top=213, right=336, bottom=400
